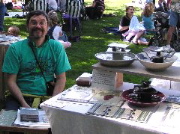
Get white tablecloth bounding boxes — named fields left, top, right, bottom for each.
left=40, top=83, right=180, bottom=134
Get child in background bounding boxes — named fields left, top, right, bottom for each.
left=48, top=10, right=71, bottom=48
left=119, top=6, right=148, bottom=45
left=142, top=2, right=155, bottom=33
left=7, top=26, right=20, bottom=37
left=124, top=15, right=148, bottom=45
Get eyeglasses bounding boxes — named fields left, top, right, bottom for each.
left=29, top=20, right=47, bottom=26
left=129, top=8, right=134, bottom=11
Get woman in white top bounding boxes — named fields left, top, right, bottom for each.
left=48, top=10, right=71, bottom=48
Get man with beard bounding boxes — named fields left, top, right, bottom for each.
left=2, top=10, right=71, bottom=110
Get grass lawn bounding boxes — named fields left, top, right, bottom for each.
left=3, top=0, right=150, bottom=90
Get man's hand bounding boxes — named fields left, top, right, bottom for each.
left=21, top=102, right=31, bottom=108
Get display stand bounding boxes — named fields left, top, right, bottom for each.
left=92, top=60, right=180, bottom=84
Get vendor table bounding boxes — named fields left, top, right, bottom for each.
left=41, top=84, right=180, bottom=134
left=93, top=60, right=180, bottom=82
left=41, top=53, right=180, bottom=134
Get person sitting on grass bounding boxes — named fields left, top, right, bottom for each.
left=141, top=2, right=156, bottom=34
left=48, top=10, right=71, bottom=48
left=85, top=0, right=105, bottom=19
left=119, top=6, right=149, bottom=45
left=7, top=26, right=20, bottom=37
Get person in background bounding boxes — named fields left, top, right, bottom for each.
left=119, top=6, right=134, bottom=37
left=56, top=0, right=66, bottom=11
left=47, top=0, right=58, bottom=11
left=0, top=0, right=6, bottom=32
left=48, top=10, right=71, bottom=48
left=155, top=0, right=168, bottom=12
left=2, top=10, right=71, bottom=110
left=142, top=2, right=156, bottom=33
left=167, top=0, right=171, bottom=9
left=28, top=0, right=49, bottom=13
left=119, top=6, right=148, bottom=45
left=7, top=26, right=20, bottom=37
left=85, top=0, right=105, bottom=19
left=166, top=0, right=180, bottom=48
left=146, top=0, right=155, bottom=4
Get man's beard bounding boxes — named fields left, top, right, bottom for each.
left=29, top=27, right=45, bottom=39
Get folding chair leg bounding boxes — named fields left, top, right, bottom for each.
left=77, top=18, right=82, bottom=36
left=70, top=16, right=73, bottom=37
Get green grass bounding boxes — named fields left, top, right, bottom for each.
left=4, top=0, right=150, bottom=90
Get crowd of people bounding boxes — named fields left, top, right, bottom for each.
left=119, top=0, right=179, bottom=47
left=0, top=0, right=179, bottom=111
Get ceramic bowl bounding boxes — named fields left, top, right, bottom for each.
left=95, top=52, right=136, bottom=67
left=137, top=52, right=178, bottom=71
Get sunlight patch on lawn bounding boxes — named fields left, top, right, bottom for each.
left=83, top=36, right=105, bottom=40
left=73, top=60, right=95, bottom=68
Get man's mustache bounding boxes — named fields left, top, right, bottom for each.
left=31, top=28, right=43, bottom=32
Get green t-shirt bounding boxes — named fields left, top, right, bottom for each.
left=2, top=38, right=71, bottom=96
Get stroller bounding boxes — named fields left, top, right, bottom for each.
left=148, top=11, right=169, bottom=47
left=149, top=11, right=180, bottom=52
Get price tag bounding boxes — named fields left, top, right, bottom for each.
left=92, top=69, right=116, bottom=90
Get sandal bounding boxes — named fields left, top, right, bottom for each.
left=131, top=40, right=138, bottom=45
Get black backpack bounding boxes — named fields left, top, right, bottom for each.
left=6, top=2, right=13, bottom=10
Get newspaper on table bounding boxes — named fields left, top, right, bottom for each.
left=57, top=85, right=94, bottom=103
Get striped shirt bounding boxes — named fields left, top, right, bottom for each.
left=31, top=0, right=48, bottom=12
left=66, top=0, right=83, bottom=17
